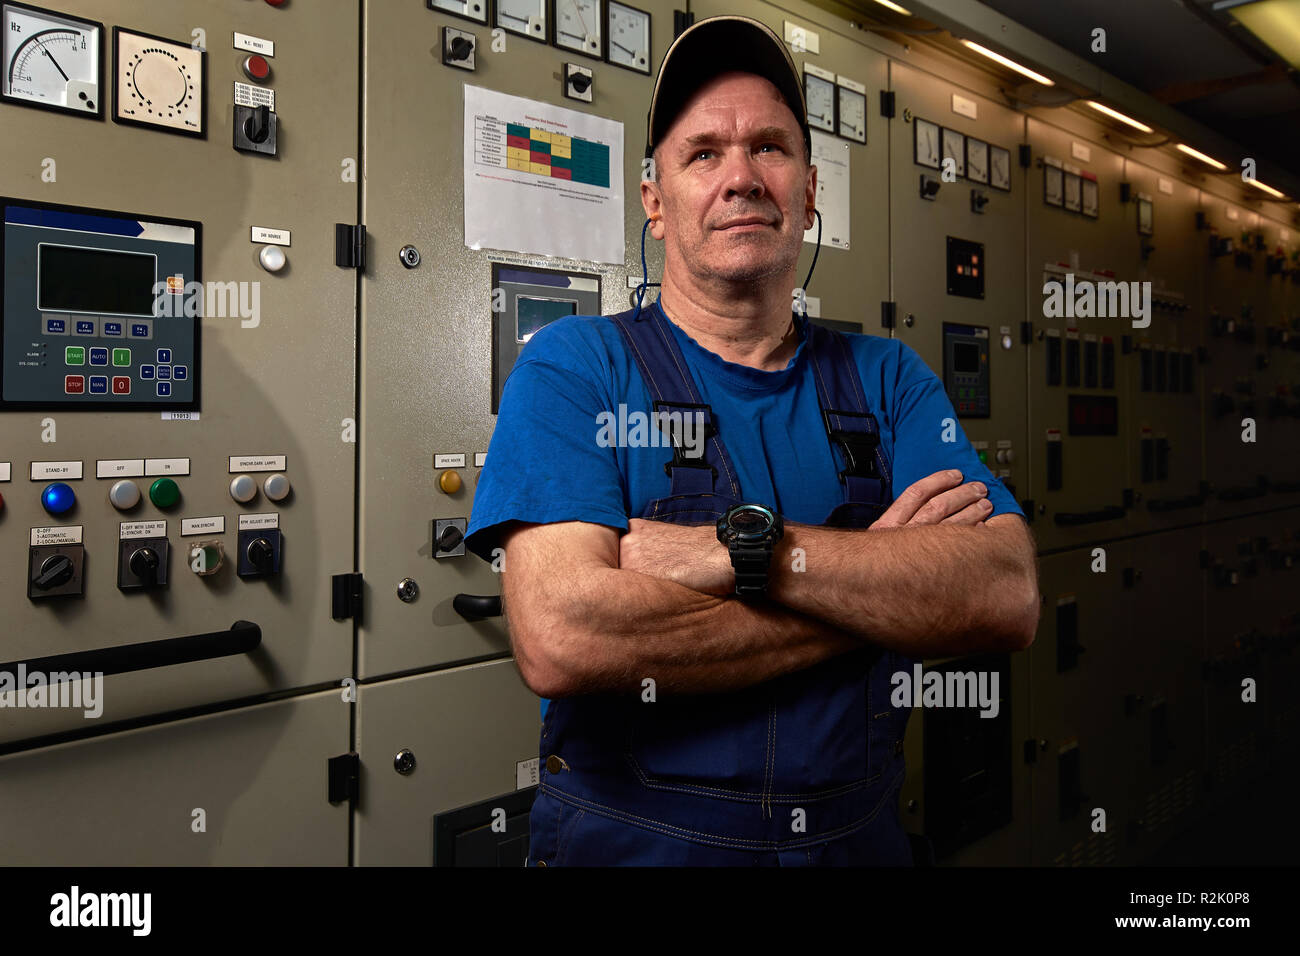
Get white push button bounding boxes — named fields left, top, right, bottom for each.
left=264, top=473, right=290, bottom=502
left=109, top=479, right=141, bottom=510
left=230, top=474, right=258, bottom=503
left=259, top=245, right=286, bottom=273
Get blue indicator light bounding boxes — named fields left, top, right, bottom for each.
left=42, top=482, right=76, bottom=516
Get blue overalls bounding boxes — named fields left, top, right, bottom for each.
left=528, top=300, right=915, bottom=866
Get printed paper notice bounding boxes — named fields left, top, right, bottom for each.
left=464, top=85, right=624, bottom=265
left=804, top=130, right=850, bottom=251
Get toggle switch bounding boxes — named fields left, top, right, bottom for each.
left=260, top=245, right=287, bottom=273
left=109, top=479, right=141, bottom=511
left=41, top=482, right=76, bottom=516
left=264, top=472, right=291, bottom=502
left=230, top=474, right=258, bottom=503
left=28, top=544, right=85, bottom=599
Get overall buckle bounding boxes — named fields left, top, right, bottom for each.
left=822, top=408, right=882, bottom=482
left=653, top=400, right=718, bottom=478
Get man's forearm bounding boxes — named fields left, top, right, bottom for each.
left=768, top=520, right=1039, bottom=656
left=516, top=567, right=860, bottom=697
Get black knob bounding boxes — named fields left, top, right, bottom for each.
left=569, top=72, right=591, bottom=93
left=437, top=525, right=464, bottom=552
left=450, top=36, right=473, bottom=61
left=247, top=537, right=274, bottom=571
left=244, top=105, right=272, bottom=144
left=36, top=554, right=74, bottom=590
left=129, top=547, right=160, bottom=582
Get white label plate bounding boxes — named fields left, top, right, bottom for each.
left=434, top=454, right=466, bottom=468
left=239, top=513, right=280, bottom=530
left=233, top=32, right=274, bottom=56
left=31, top=461, right=82, bottom=480
left=121, top=520, right=167, bottom=539
left=234, top=82, right=275, bottom=112
left=516, top=757, right=540, bottom=789
left=146, top=458, right=191, bottom=476
left=31, top=525, right=83, bottom=546
left=182, top=516, right=226, bottom=536
left=0, top=462, right=9, bottom=481
left=251, top=227, right=291, bottom=246
left=230, top=455, right=286, bottom=472
left=97, top=459, right=145, bottom=478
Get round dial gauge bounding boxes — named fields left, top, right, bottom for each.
left=113, top=27, right=204, bottom=136
left=1, top=3, right=101, bottom=116
left=553, top=0, right=600, bottom=56
left=606, top=1, right=650, bottom=74
left=804, top=72, right=835, bottom=132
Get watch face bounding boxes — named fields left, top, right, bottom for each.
left=729, top=505, right=775, bottom=538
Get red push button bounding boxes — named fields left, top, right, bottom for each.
left=265, top=0, right=285, bottom=6
left=64, top=375, right=84, bottom=394
left=112, top=376, right=131, bottom=395
left=243, top=54, right=271, bottom=82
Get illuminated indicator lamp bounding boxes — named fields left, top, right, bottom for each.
left=149, top=477, right=181, bottom=509
left=42, top=482, right=76, bottom=516
left=977, top=450, right=988, bottom=464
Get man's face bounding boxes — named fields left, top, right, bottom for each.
left=643, top=71, right=816, bottom=286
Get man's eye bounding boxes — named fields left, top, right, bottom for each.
left=693, top=150, right=714, bottom=161
left=758, top=143, right=781, bottom=153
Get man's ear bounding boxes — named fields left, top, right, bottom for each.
left=805, top=164, right=818, bottom=231
left=641, top=179, right=666, bottom=241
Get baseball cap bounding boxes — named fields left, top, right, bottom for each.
left=645, top=16, right=811, bottom=162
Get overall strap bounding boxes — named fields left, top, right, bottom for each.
left=609, top=302, right=741, bottom=498
left=804, top=320, right=892, bottom=508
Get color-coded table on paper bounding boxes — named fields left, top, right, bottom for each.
left=473, top=116, right=610, bottom=188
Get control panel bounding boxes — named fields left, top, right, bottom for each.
left=943, top=322, right=990, bottom=418
left=1, top=198, right=199, bottom=409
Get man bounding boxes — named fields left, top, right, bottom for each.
left=465, top=15, right=1040, bottom=866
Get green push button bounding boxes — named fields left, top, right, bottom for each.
left=978, top=450, right=988, bottom=464
left=65, top=346, right=85, bottom=366
left=149, top=477, right=180, bottom=509
left=112, top=348, right=131, bottom=367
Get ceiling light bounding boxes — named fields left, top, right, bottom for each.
left=871, top=0, right=913, bottom=14
left=1176, top=143, right=1228, bottom=170
left=1215, top=0, right=1300, bottom=71
left=1247, top=178, right=1286, bottom=198
left=960, top=40, right=1055, bottom=86
left=1085, top=101, right=1154, bottom=133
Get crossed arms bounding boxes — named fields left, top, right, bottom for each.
left=500, top=469, right=1041, bottom=698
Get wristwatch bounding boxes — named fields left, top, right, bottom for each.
left=716, top=503, right=784, bottom=599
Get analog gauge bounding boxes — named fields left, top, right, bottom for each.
left=941, top=128, right=965, bottom=178
left=804, top=72, right=835, bottom=132
left=1044, top=164, right=1063, bottom=206
left=606, top=1, right=650, bottom=74
left=989, top=145, right=1011, bottom=190
left=427, top=0, right=488, bottom=25
left=966, top=138, right=989, bottom=184
left=496, top=0, right=547, bottom=42
left=1137, top=197, right=1154, bottom=235
left=914, top=117, right=940, bottom=169
left=1, top=2, right=102, bottom=117
left=836, top=84, right=866, bottom=143
left=552, top=0, right=600, bottom=57
left=113, top=27, right=204, bottom=137
left=1082, top=177, right=1098, bottom=218
left=1063, top=172, right=1081, bottom=212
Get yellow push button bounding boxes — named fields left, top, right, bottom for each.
left=439, top=470, right=462, bottom=494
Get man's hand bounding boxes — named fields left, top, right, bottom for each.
left=619, top=519, right=734, bottom=595
left=870, top=469, right=992, bottom=529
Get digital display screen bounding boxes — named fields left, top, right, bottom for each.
left=953, top=341, right=980, bottom=373
left=516, top=296, right=577, bottom=343
left=38, top=244, right=157, bottom=316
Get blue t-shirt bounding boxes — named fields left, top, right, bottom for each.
left=466, top=300, right=1023, bottom=713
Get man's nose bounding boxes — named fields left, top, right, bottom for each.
left=721, top=150, right=765, bottom=199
